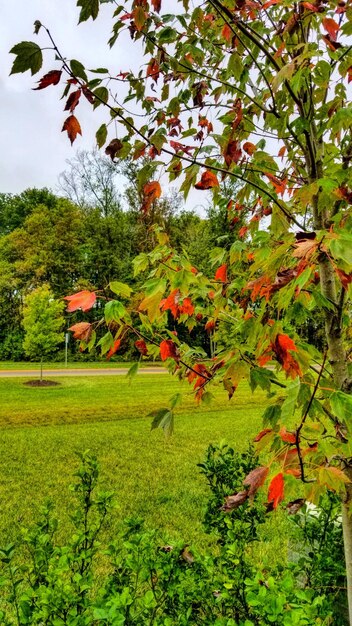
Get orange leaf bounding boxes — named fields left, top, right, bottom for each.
left=276, top=333, right=297, bottom=353
left=62, top=115, right=82, bottom=144
left=179, top=297, right=195, bottom=316
left=68, top=322, right=92, bottom=342
left=323, top=17, right=339, bottom=41
left=160, top=339, right=179, bottom=361
left=262, top=0, right=281, bottom=7
left=268, top=472, right=284, bottom=508
left=215, top=264, right=228, bottom=282
left=195, top=170, right=219, bottom=190
left=243, top=141, right=256, bottom=155
left=243, top=466, right=269, bottom=497
left=278, top=146, right=286, bottom=158
left=254, top=428, right=273, bottom=442
left=135, top=339, right=148, bottom=356
left=265, top=172, right=287, bottom=195
left=141, top=181, right=161, bottom=213
left=160, top=289, right=180, bottom=318
left=221, top=23, right=232, bottom=43
left=64, top=89, right=81, bottom=113
left=205, top=319, right=215, bottom=333
left=107, top=339, right=121, bottom=359
left=64, top=290, right=96, bottom=312
left=293, top=238, right=318, bottom=259
left=33, top=69, right=62, bottom=90
left=279, top=428, right=297, bottom=444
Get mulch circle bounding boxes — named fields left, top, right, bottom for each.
left=24, top=380, right=60, bottom=387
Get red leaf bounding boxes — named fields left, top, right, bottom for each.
left=179, top=297, right=195, bottom=316
left=141, top=181, right=161, bottom=213
left=337, top=268, right=352, bottom=290
left=195, top=170, right=219, bottom=190
left=105, top=138, right=123, bottom=161
left=267, top=472, right=284, bottom=509
left=205, top=319, right=215, bottom=333
left=223, top=140, right=242, bottom=166
left=160, top=289, right=180, bottom=318
left=254, top=428, right=273, bottom=442
left=64, top=89, right=81, bottom=113
left=323, top=17, right=339, bottom=41
left=243, top=141, right=256, bottom=156
left=262, top=0, right=280, bottom=7
left=279, top=428, right=297, bottom=444
left=273, top=334, right=302, bottom=379
left=33, top=69, right=62, bottom=90
left=64, top=290, right=96, bottom=312
left=322, top=34, right=342, bottom=51
left=243, top=466, right=269, bottom=497
left=160, top=339, right=179, bottom=361
left=135, top=339, right=148, bottom=356
left=276, top=333, right=297, bottom=353
left=146, top=58, right=160, bottom=83
left=82, top=85, right=94, bottom=104
left=68, top=322, right=92, bottom=342
left=61, top=115, right=82, bottom=144
left=301, top=1, right=321, bottom=10
left=151, top=0, right=161, bottom=11
left=215, top=264, right=228, bottom=282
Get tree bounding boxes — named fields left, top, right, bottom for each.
left=22, top=285, right=65, bottom=381
left=10, top=1, right=352, bottom=619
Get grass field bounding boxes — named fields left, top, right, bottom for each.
left=0, top=372, right=286, bottom=563
left=0, top=360, right=162, bottom=370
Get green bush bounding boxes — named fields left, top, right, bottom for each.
left=0, top=449, right=340, bottom=625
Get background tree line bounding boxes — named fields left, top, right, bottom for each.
left=0, top=150, right=239, bottom=361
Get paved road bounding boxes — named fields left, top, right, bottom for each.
left=0, top=368, right=168, bottom=378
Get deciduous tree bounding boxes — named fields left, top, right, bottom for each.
left=11, top=0, right=352, bottom=618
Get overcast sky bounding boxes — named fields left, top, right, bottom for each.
left=0, top=1, right=140, bottom=194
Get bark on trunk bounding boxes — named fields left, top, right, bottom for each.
left=343, top=474, right=352, bottom=626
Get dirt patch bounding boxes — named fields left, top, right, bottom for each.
left=24, top=380, right=60, bottom=387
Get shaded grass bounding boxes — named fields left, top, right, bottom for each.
left=0, top=374, right=289, bottom=566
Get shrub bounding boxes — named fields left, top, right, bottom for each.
left=0, top=449, right=340, bottom=625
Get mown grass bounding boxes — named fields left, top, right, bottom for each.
left=0, top=373, right=287, bottom=564
left=0, top=360, right=162, bottom=370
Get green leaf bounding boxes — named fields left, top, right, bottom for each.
left=330, top=232, right=352, bottom=267
left=96, top=123, right=107, bottom=148
left=149, top=408, right=174, bottom=437
left=331, top=391, right=352, bottom=424
left=10, top=41, right=43, bottom=76
left=93, top=86, right=109, bottom=109
left=169, top=393, right=182, bottom=409
left=109, top=281, right=132, bottom=298
left=281, top=378, right=300, bottom=422
left=96, top=331, right=113, bottom=355
left=250, top=368, right=272, bottom=393
left=70, top=59, right=88, bottom=82
left=77, top=0, right=100, bottom=23
left=126, top=361, right=139, bottom=380
left=104, top=300, right=126, bottom=323
left=158, top=27, right=178, bottom=43
left=133, top=253, right=149, bottom=276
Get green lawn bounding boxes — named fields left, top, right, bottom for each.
left=0, top=373, right=285, bottom=562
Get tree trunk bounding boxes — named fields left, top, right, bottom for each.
left=40, top=357, right=43, bottom=383
left=343, top=472, right=352, bottom=626
left=318, top=241, right=352, bottom=624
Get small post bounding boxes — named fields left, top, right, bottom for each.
left=65, top=332, right=69, bottom=367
